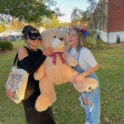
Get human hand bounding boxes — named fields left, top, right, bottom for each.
left=43, top=47, right=53, bottom=56
left=71, top=74, right=85, bottom=85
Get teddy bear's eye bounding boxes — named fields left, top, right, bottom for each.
left=59, top=37, right=63, bottom=41
left=54, top=36, right=56, bottom=38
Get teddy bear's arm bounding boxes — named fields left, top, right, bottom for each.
left=34, top=62, right=45, bottom=80
left=64, top=51, right=78, bottom=66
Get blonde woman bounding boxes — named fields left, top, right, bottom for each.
left=67, top=27, right=100, bottom=124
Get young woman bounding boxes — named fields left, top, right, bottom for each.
left=17, top=25, right=56, bottom=124
left=67, top=27, right=100, bottom=124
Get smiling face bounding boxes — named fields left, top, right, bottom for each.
left=68, top=30, right=79, bottom=48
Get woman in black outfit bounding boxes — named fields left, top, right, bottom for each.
left=17, top=25, right=56, bottom=124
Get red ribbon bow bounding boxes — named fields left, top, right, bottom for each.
left=50, top=52, right=65, bottom=65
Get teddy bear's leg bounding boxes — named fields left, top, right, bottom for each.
left=35, top=77, right=56, bottom=112
left=69, top=68, right=98, bottom=92
left=73, top=78, right=98, bottom=92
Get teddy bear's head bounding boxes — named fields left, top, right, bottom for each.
left=41, top=28, right=67, bottom=52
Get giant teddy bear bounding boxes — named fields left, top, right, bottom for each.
left=34, top=28, right=98, bottom=112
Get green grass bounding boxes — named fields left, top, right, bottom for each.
left=12, top=40, right=25, bottom=49
left=0, top=41, right=124, bottom=124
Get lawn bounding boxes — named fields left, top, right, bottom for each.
left=0, top=41, right=124, bottom=124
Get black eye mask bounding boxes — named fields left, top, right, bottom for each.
left=28, top=31, right=42, bottom=40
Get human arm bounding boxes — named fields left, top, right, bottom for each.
left=72, top=65, right=98, bottom=84
left=18, top=47, right=53, bottom=74
left=81, top=65, right=98, bottom=77
left=72, top=48, right=98, bottom=84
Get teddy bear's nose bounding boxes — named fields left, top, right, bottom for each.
left=59, top=37, right=63, bottom=41
left=54, top=36, right=56, bottom=38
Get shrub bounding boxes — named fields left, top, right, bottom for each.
left=97, top=33, right=100, bottom=39
left=87, top=38, right=106, bottom=50
left=0, top=40, right=13, bottom=50
left=116, top=35, right=120, bottom=44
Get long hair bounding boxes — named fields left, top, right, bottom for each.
left=69, top=27, right=88, bottom=52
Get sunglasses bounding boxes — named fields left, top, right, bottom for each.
left=28, top=31, right=42, bottom=41
left=29, top=37, right=42, bottom=40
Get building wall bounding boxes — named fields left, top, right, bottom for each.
left=108, top=0, right=124, bottom=32
left=95, top=29, right=108, bottom=43
left=108, top=31, right=124, bottom=43
left=97, top=0, right=124, bottom=43
left=97, top=30, right=124, bottom=43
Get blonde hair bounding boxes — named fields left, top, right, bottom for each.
left=69, top=27, right=88, bottom=52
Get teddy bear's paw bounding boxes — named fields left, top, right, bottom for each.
left=73, top=78, right=98, bottom=92
left=35, top=95, right=52, bottom=112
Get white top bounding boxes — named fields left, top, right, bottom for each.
left=68, top=47, right=97, bottom=71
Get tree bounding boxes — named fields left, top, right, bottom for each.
left=86, top=0, right=108, bottom=45
left=71, top=7, right=84, bottom=26
left=42, top=16, right=60, bottom=29
left=9, top=19, right=25, bottom=34
left=71, top=8, right=89, bottom=28
left=0, top=0, right=63, bottom=23
left=86, top=0, right=108, bottom=30
left=70, top=0, right=108, bottom=45
left=0, top=25, right=6, bottom=33
left=60, top=22, right=71, bottom=28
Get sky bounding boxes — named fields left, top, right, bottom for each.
left=55, top=0, right=90, bottom=22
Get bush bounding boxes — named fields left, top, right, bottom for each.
left=116, top=35, right=120, bottom=44
left=0, top=40, right=13, bottom=50
left=87, top=38, right=106, bottom=50
left=97, top=33, right=100, bottom=39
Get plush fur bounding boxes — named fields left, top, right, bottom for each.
left=34, top=28, right=98, bottom=112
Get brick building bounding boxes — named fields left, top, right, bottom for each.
left=96, top=0, right=124, bottom=43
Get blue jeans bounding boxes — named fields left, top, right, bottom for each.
left=73, top=65, right=100, bottom=124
